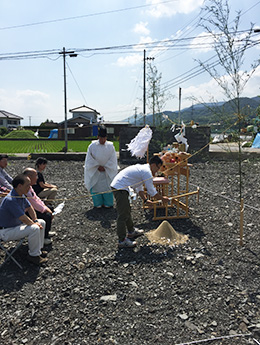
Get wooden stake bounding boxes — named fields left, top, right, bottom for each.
left=240, top=198, right=244, bottom=246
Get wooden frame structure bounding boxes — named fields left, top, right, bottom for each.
left=143, top=155, right=199, bottom=220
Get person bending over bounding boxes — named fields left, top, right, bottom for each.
left=111, top=156, right=169, bottom=248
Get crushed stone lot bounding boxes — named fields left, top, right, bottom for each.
left=0, top=158, right=260, bottom=345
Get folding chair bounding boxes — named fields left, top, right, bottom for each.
left=0, top=238, right=25, bottom=270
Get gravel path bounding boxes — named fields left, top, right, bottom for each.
left=0, top=159, right=259, bottom=345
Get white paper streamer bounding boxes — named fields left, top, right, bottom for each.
left=127, top=125, right=153, bottom=159
left=53, top=202, right=65, bottom=215
left=174, top=122, right=189, bottom=151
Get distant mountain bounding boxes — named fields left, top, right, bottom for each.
left=126, top=96, right=260, bottom=127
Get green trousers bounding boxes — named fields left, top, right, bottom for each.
left=113, top=189, right=134, bottom=242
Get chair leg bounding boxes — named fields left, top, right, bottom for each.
left=0, top=239, right=24, bottom=270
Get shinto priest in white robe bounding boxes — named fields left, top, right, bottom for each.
left=84, top=140, right=118, bottom=194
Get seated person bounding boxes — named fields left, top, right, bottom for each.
left=33, top=157, right=58, bottom=206
left=23, top=168, right=54, bottom=246
left=0, top=174, right=47, bottom=266
left=0, top=185, right=9, bottom=196
left=0, top=185, right=9, bottom=205
left=0, top=154, right=13, bottom=190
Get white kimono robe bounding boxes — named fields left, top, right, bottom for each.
left=84, top=140, right=118, bottom=194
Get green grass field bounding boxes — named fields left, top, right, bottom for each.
left=0, top=140, right=119, bottom=153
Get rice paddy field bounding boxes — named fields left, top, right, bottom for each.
left=0, top=140, right=119, bottom=153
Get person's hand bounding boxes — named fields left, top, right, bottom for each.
left=145, top=200, right=154, bottom=209
left=45, top=208, right=54, bottom=219
left=162, top=196, right=169, bottom=205
left=45, top=207, right=53, bottom=214
left=98, top=166, right=105, bottom=172
left=35, top=221, right=43, bottom=229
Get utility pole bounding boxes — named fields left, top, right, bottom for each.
left=143, top=49, right=154, bottom=126
left=178, top=87, right=182, bottom=125
left=134, top=107, right=138, bottom=125
left=152, top=80, right=156, bottom=126
left=28, top=116, right=32, bottom=127
left=59, top=47, right=77, bottom=153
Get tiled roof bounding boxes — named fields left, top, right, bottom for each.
left=0, top=110, right=23, bottom=119
left=69, top=105, right=100, bottom=115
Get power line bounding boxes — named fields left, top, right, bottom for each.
left=0, top=0, right=177, bottom=31
left=161, top=40, right=260, bottom=92
left=66, top=61, right=88, bottom=105
left=154, top=0, right=260, bottom=79
left=0, top=30, right=254, bottom=62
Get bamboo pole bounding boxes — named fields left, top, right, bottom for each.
left=239, top=198, right=244, bottom=246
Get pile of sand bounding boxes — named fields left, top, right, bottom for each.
left=145, top=220, right=189, bottom=246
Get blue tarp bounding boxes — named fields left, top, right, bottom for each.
left=252, top=133, right=260, bottom=148
left=48, top=129, right=58, bottom=139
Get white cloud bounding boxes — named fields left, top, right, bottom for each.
left=133, top=36, right=154, bottom=51
left=146, top=0, right=204, bottom=17
left=116, top=36, right=154, bottom=67
left=190, top=32, right=215, bottom=53
left=16, top=89, right=50, bottom=104
left=133, top=22, right=150, bottom=36
left=0, top=89, right=58, bottom=125
left=179, top=65, right=260, bottom=109
left=242, top=65, right=260, bottom=97
left=116, top=53, right=143, bottom=67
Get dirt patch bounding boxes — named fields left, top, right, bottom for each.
left=0, top=158, right=260, bottom=345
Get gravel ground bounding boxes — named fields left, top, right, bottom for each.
left=0, top=158, right=260, bottom=345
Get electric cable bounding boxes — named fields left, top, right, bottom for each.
left=66, top=61, right=88, bottom=105
left=0, top=0, right=178, bottom=31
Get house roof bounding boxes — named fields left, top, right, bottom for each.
left=0, top=110, right=23, bottom=120
left=69, top=105, right=100, bottom=115
left=58, top=116, right=93, bottom=125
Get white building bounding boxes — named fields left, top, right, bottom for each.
left=0, top=110, right=23, bottom=128
left=69, top=105, right=100, bottom=124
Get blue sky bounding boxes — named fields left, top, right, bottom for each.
left=1, top=0, right=260, bottom=126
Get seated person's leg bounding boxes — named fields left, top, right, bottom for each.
left=36, top=210, right=52, bottom=239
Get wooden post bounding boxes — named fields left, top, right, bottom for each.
left=239, top=198, right=244, bottom=246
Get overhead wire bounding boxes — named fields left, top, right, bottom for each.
left=160, top=39, right=260, bottom=92
left=0, top=1, right=259, bottom=119
left=153, top=5, right=208, bottom=61
left=0, top=29, right=255, bottom=62
left=149, top=0, right=260, bottom=94
left=0, top=0, right=178, bottom=31
left=66, top=61, right=88, bottom=106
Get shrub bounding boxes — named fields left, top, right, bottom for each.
left=0, top=127, right=8, bottom=137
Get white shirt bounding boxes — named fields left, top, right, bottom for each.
left=84, top=140, right=118, bottom=192
left=111, top=163, right=157, bottom=197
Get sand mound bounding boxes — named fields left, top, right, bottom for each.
left=146, top=220, right=189, bottom=246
